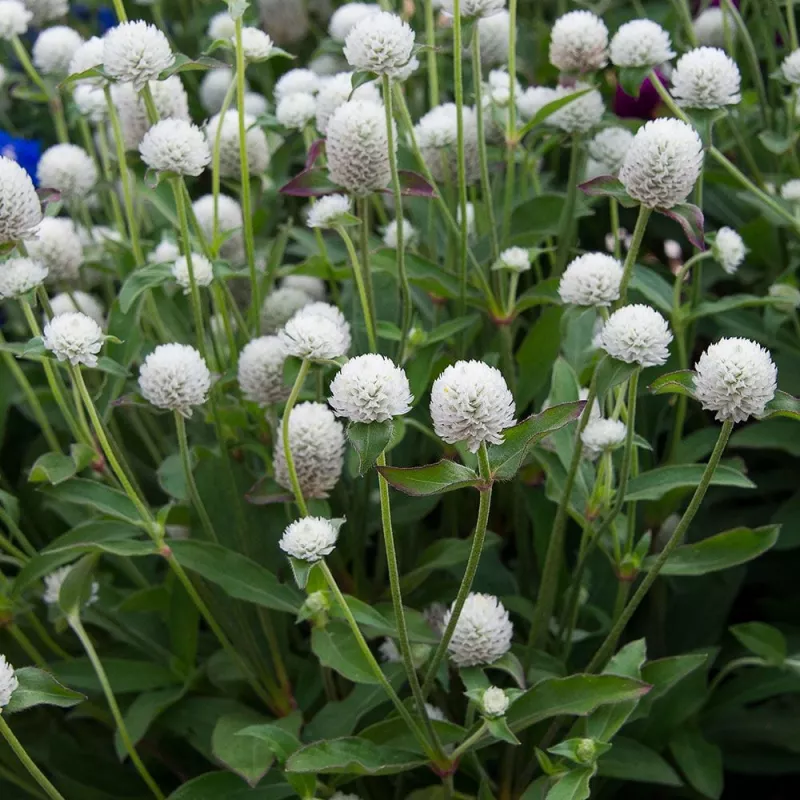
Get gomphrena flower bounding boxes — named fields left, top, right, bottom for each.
left=276, top=92, right=317, bottom=130
left=207, top=11, right=235, bottom=40
left=171, top=254, right=214, bottom=293
left=307, top=194, right=352, bottom=229
left=486, top=69, right=522, bottom=108
left=102, top=20, right=174, bottom=90
left=315, top=72, right=382, bottom=135
left=274, top=68, right=320, bottom=103
left=481, top=686, right=509, bottom=718
left=260, top=287, right=313, bottom=332
left=781, top=48, right=800, bottom=85
left=712, top=227, right=746, bottom=275
left=343, top=11, right=415, bottom=79
left=43, top=564, right=99, bottom=606
left=444, top=593, right=513, bottom=667
left=19, top=0, right=66, bottom=26
left=415, top=103, right=480, bottom=185
left=150, top=237, right=181, bottom=265
left=549, top=10, right=608, bottom=73
left=234, top=27, right=274, bottom=61
left=476, top=11, right=512, bottom=68
left=138, top=343, right=211, bottom=416
left=0, top=0, right=32, bottom=40
left=383, top=218, right=417, bottom=249
left=50, top=290, right=105, bottom=327
left=694, top=7, right=726, bottom=48
left=42, top=311, right=103, bottom=367
left=237, top=335, right=289, bottom=406
left=326, top=100, right=394, bottom=195
left=282, top=276, right=326, bottom=302
left=694, top=338, right=777, bottom=423
left=68, top=35, right=104, bottom=82
left=139, top=119, right=211, bottom=177
left=440, top=0, right=505, bottom=18
left=280, top=517, right=341, bottom=562
left=609, top=19, right=674, bottom=68
left=32, top=25, right=83, bottom=76
left=199, top=68, right=240, bottom=115
left=206, top=110, right=270, bottom=178
left=274, top=401, right=345, bottom=498
left=37, top=143, right=98, bottom=200
left=241, top=91, right=268, bottom=116
left=329, top=2, right=381, bottom=43
left=74, top=84, right=108, bottom=122
left=0, top=257, right=47, bottom=299
left=192, top=193, right=244, bottom=263
left=619, top=118, right=703, bottom=209
left=599, top=304, right=673, bottom=367
left=549, top=82, right=605, bottom=133
left=559, top=253, right=623, bottom=307
left=496, top=246, right=531, bottom=273
left=0, top=156, right=42, bottom=244
left=329, top=354, right=413, bottom=423
left=588, top=127, right=635, bottom=175
left=671, top=47, right=741, bottom=109
left=259, top=0, right=309, bottom=45
left=430, top=360, right=515, bottom=452
left=0, top=654, right=18, bottom=708
left=26, top=218, right=84, bottom=283
left=279, top=303, right=351, bottom=360
left=581, top=417, right=627, bottom=459
left=517, top=85, right=558, bottom=120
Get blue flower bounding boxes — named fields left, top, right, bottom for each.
left=72, top=5, right=118, bottom=33
left=0, top=132, right=42, bottom=185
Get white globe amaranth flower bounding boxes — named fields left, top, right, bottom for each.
left=277, top=92, right=317, bottom=130
left=315, top=72, right=382, bottom=135
left=208, top=11, right=236, bottom=40
left=279, top=304, right=351, bottom=360
left=609, top=19, right=674, bottom=68
left=343, top=11, right=415, bottom=79
left=32, top=25, right=83, bottom=76
left=549, top=82, right=604, bottom=133
left=20, top=0, right=67, bottom=25
left=482, top=686, right=509, bottom=718
left=274, top=401, right=345, bottom=498
left=0, top=0, right=32, bottom=40
left=329, top=354, right=413, bottom=423
left=37, top=144, right=97, bottom=201
left=103, top=20, right=173, bottom=90
left=383, top=218, right=417, bottom=249
left=68, top=35, right=104, bottom=82
left=549, top=10, right=608, bottom=73
left=171, top=253, right=214, bottom=293
left=559, top=253, right=623, bottom=307
left=326, top=100, right=394, bottom=195
left=0, top=257, right=47, bottom=299
left=694, top=7, right=727, bottom=48
left=671, top=47, right=741, bottom=109
left=111, top=77, right=190, bottom=150
left=497, top=246, right=530, bottom=273
left=139, top=343, right=211, bottom=416
left=42, top=311, right=103, bottom=367
left=50, top=290, right=105, bottom=327
left=486, top=69, right=522, bottom=108
left=199, top=68, right=241, bottom=115
left=517, top=85, right=558, bottom=120
left=440, top=0, right=505, bottom=18
left=139, top=119, right=211, bottom=177
left=237, top=336, right=289, bottom=406
left=600, top=304, right=673, bottom=367
left=74, top=83, right=108, bottom=122
left=206, top=110, right=270, bottom=178
left=192, top=193, right=244, bottom=263
left=476, top=11, right=512, bottom=67
left=26, top=218, right=84, bottom=283
left=445, top=593, right=513, bottom=667
left=781, top=179, right=800, bottom=202
left=329, top=2, right=381, bottom=43
left=234, top=27, right=274, bottom=61
left=42, top=564, right=99, bottom=606
left=694, top=338, right=777, bottom=423
left=619, top=118, right=703, bottom=209
left=307, top=194, right=352, bottom=229
left=280, top=517, right=341, bottom=562
left=261, top=287, right=313, bottom=332
left=241, top=91, right=268, bottom=117
left=274, top=68, right=320, bottom=103
left=712, top=227, right=746, bottom=274
left=780, top=48, right=800, bottom=85
left=430, top=360, right=515, bottom=452
left=0, top=654, right=17, bottom=708
left=0, top=157, right=41, bottom=245
left=416, top=103, right=480, bottom=185
left=588, top=127, right=635, bottom=175
left=282, top=276, right=326, bottom=302
left=149, top=236, right=180, bottom=265
left=581, top=417, right=627, bottom=460
left=258, top=0, right=309, bottom=45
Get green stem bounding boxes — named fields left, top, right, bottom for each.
left=617, top=205, right=652, bottom=304
left=282, top=360, right=311, bottom=517
left=0, top=714, right=66, bottom=800
left=95, top=124, right=126, bottom=237
left=425, top=0, right=440, bottom=107
left=668, top=0, right=698, bottom=45
left=211, top=79, right=238, bottom=252
left=0, top=507, right=36, bottom=559
left=555, top=135, right=582, bottom=273
left=0, top=760, right=48, bottom=800
left=610, top=198, right=621, bottom=261
left=788, top=0, right=799, bottom=49
left=358, top=198, right=379, bottom=346
left=175, top=413, right=218, bottom=543
left=8, top=624, right=45, bottom=666
left=707, top=655, right=766, bottom=696
left=452, top=0, right=469, bottom=320
left=450, top=721, right=489, bottom=761
left=336, top=225, right=378, bottom=352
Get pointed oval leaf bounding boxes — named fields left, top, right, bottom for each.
left=625, top=464, right=755, bottom=501
left=119, top=263, right=173, bottom=314
left=212, top=712, right=275, bottom=787
left=658, top=203, right=705, bottom=250
left=578, top=176, right=638, bottom=208
left=279, top=167, right=340, bottom=197
left=729, top=621, right=787, bottom=665
left=286, top=737, right=425, bottom=776
left=5, top=666, right=85, bottom=714
left=648, top=370, right=696, bottom=399
left=760, top=390, right=800, bottom=421
left=377, top=460, right=482, bottom=496
left=348, top=420, right=393, bottom=475
left=29, top=452, right=77, bottom=485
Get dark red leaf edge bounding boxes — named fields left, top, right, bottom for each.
left=305, top=138, right=325, bottom=170
left=279, top=167, right=338, bottom=197
left=658, top=203, right=706, bottom=250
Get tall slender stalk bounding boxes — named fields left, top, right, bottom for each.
left=424, top=0, right=440, bottom=107
left=358, top=198, right=379, bottom=345
left=0, top=715, right=66, bottom=800
left=555, top=135, right=582, bottom=273
left=452, top=0, right=470, bottom=320
left=336, top=225, right=378, bottom=352
left=282, top=360, right=311, bottom=517
left=175, top=413, right=218, bottom=543
left=617, top=205, right=652, bottom=304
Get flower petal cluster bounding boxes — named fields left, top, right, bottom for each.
left=0, top=654, right=17, bottom=708
left=781, top=179, right=800, bottom=202
left=274, top=68, right=320, bottom=102
left=559, top=253, right=623, bottom=307
left=43, top=564, right=99, bottom=606
left=206, top=111, right=270, bottom=178
left=26, top=218, right=84, bottom=283
left=549, top=82, right=605, bottom=133
left=307, top=194, right=352, bottom=229
left=234, top=27, right=274, bottom=61
left=32, top=25, right=83, bottom=76
left=171, top=253, right=213, bottom=293
left=440, top=0, right=506, bottom=18
left=343, top=11, right=415, bottom=79
left=609, top=19, right=674, bottom=68
left=588, top=127, right=634, bottom=175
left=694, top=338, right=777, bottom=423
left=279, top=303, right=351, bottom=360
left=497, top=246, right=530, bottom=273
left=482, top=686, right=509, bottom=718
left=139, top=119, right=211, bottom=176
left=0, top=257, right=48, bottom=299
left=430, top=360, right=515, bottom=452
left=329, top=3, right=381, bottom=43
left=599, top=304, right=673, bottom=367
left=68, top=36, right=104, bottom=81
left=138, top=343, right=211, bottom=416
left=208, top=12, right=236, bottom=40
left=237, top=336, right=289, bottom=406
left=0, top=0, right=32, bottom=40
left=445, top=593, right=513, bottom=667
left=712, top=227, right=746, bottom=274
left=383, top=218, right=417, bottom=248
left=781, top=48, right=800, bottom=85
left=315, top=72, right=382, bottom=135
left=476, top=11, right=512, bottom=67
left=276, top=92, right=317, bottom=130
left=103, top=21, right=174, bottom=90
left=43, top=311, right=103, bottom=367
left=50, top=290, right=105, bottom=326
left=0, top=157, right=41, bottom=245
left=619, top=118, right=703, bottom=209
left=37, top=144, right=98, bottom=200
left=517, top=86, right=557, bottom=120
left=111, top=77, right=190, bottom=150
left=260, top=287, right=313, bottom=332
left=549, top=10, right=608, bottom=73
left=74, top=84, right=108, bottom=122
left=329, top=354, right=413, bottom=423
left=671, top=47, right=741, bottom=109
left=416, top=102, right=480, bottom=185
left=581, top=418, right=627, bottom=459
left=280, top=517, right=341, bottom=562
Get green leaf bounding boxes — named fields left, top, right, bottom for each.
left=658, top=203, right=704, bottom=250
left=166, top=771, right=294, bottom=799
left=237, top=723, right=302, bottom=763
left=669, top=727, right=723, bottom=800
left=632, top=653, right=708, bottom=719
left=212, top=713, right=275, bottom=787
left=487, top=652, right=527, bottom=689
left=688, top=293, right=790, bottom=320
left=119, top=263, right=172, bottom=313
left=595, top=359, right=639, bottom=404
left=624, top=464, right=755, bottom=502
left=286, top=737, right=425, bottom=776
left=311, top=622, right=380, bottom=684
left=95, top=356, right=130, bottom=379
left=729, top=622, right=787, bottom=665
left=42, top=478, right=141, bottom=524
left=58, top=553, right=98, bottom=617
left=514, top=279, right=561, bottom=313
left=486, top=717, right=520, bottom=745
left=644, top=525, right=780, bottom=576
left=425, top=314, right=482, bottom=344
left=29, top=452, right=77, bottom=485
left=116, top=686, right=186, bottom=760
left=618, top=66, right=652, bottom=97
left=517, top=88, right=591, bottom=138
left=545, top=767, right=595, bottom=800
left=5, top=667, right=85, bottom=714
left=578, top=176, right=638, bottom=208
left=377, top=460, right=482, bottom=496
left=488, top=401, right=585, bottom=481
left=760, top=390, right=800, bottom=421
left=347, top=420, right=393, bottom=475
left=51, top=658, right=181, bottom=694
left=628, top=266, right=673, bottom=314
left=648, top=369, right=695, bottom=399
left=758, top=129, right=797, bottom=155
left=598, top=737, right=681, bottom=786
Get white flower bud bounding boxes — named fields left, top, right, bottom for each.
left=712, top=227, right=746, bottom=274
left=694, top=338, right=777, bottom=423
left=475, top=11, right=512, bottom=67
left=192, top=193, right=244, bottom=263
left=497, top=246, right=531, bottom=273
left=306, top=194, right=353, bottom=229
left=26, top=218, right=84, bottom=283
left=32, top=25, right=83, bottom=76
left=425, top=703, right=447, bottom=722
left=383, top=218, right=417, bottom=249
left=280, top=516, right=340, bottom=562
left=0, top=257, right=47, bottom=299
left=50, top=290, right=104, bottom=327
left=140, top=119, right=211, bottom=177
left=279, top=303, right=351, bottom=360
left=206, top=110, right=270, bottom=178
left=138, top=343, right=211, bottom=416
left=588, top=127, right=635, bottom=175
left=261, top=287, right=313, bottom=332
left=344, top=11, right=415, bottom=79
left=37, top=144, right=97, bottom=201
left=171, top=253, right=213, bottom=293
left=43, top=564, right=99, bottom=606
left=482, top=686, right=509, bottom=718
left=207, top=12, right=236, bottom=40
left=111, top=77, right=190, bottom=150
left=0, top=654, right=17, bottom=708
left=486, top=69, right=522, bottom=108
left=329, top=354, right=413, bottom=423
left=671, top=47, right=741, bottom=109
left=768, top=283, right=800, bottom=312
left=43, top=311, right=103, bottom=367
left=281, top=275, right=326, bottom=302
left=103, top=21, right=174, bottom=90
left=600, top=304, right=673, bottom=367
left=237, top=336, right=289, bottom=406
left=274, top=68, right=319, bottom=103
left=234, top=27, right=274, bottom=61
left=694, top=8, right=727, bottom=48
left=581, top=417, right=627, bottom=459
left=549, top=82, right=605, bottom=133
left=559, top=253, right=623, bottom=307
left=0, top=0, right=32, bottom=40
left=315, top=72, right=382, bottom=135
left=416, top=103, right=480, bottom=185
left=440, top=0, right=505, bottom=18
left=549, top=10, right=608, bottom=73
left=781, top=48, right=800, bottom=85
left=445, top=593, right=513, bottom=667
left=277, top=92, right=317, bottom=130
left=379, top=638, right=401, bottom=662
left=609, top=19, right=674, bottom=68
left=329, top=2, right=381, bottom=43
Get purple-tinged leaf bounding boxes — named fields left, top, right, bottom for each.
left=280, top=168, right=340, bottom=197
left=305, top=138, right=325, bottom=170
left=658, top=203, right=705, bottom=250
left=394, top=170, right=437, bottom=198
left=579, top=175, right=638, bottom=208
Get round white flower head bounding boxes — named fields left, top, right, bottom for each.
left=68, top=35, right=104, bottom=82
left=208, top=11, right=236, bottom=40
left=280, top=517, right=340, bottom=562
left=664, top=239, right=682, bottom=261
left=517, top=85, right=558, bottom=120
left=781, top=48, right=800, bottom=85
left=42, top=311, right=103, bottom=367
left=619, top=119, right=703, bottom=209
left=103, top=21, right=173, bottom=90
left=482, top=686, right=509, bottom=718
left=199, top=68, right=241, bottom=115
left=281, top=275, right=326, bottom=302
left=671, top=47, right=741, bottom=109
left=50, top=290, right=104, bottom=326
left=37, top=144, right=97, bottom=200
left=383, top=218, right=417, bottom=249
left=497, top=246, right=530, bottom=273
left=549, top=82, right=604, bottom=133
left=581, top=417, right=627, bottom=460
left=445, top=593, right=513, bottom=667
left=279, top=303, right=351, bottom=360
left=486, top=69, right=522, bottom=108
left=277, top=92, right=317, bottom=130
left=192, top=193, right=244, bottom=263
left=712, top=227, right=746, bottom=274
left=171, top=253, right=213, bottom=293
left=234, top=27, right=274, bottom=61
left=781, top=179, right=800, bottom=202
left=600, top=304, right=673, bottom=367
left=315, top=72, right=382, bottom=135
left=609, top=19, right=674, bottom=68
left=0, top=654, right=17, bottom=708
left=329, top=2, right=381, bottom=42
left=549, top=10, right=608, bottom=73
left=476, top=11, right=512, bottom=67
left=694, top=338, right=777, bottom=423
left=343, top=11, right=415, bottom=79
left=206, top=111, right=270, bottom=178
left=32, top=26, right=83, bottom=76
left=26, top=218, right=84, bottom=283
left=326, top=100, right=394, bottom=195
left=0, top=0, right=32, bottom=40
left=415, top=103, right=480, bottom=185
left=241, top=91, right=268, bottom=117
left=258, top=0, right=309, bottom=45
left=0, top=257, right=47, bottom=299
left=588, top=127, right=635, bottom=175
left=261, top=287, right=313, bottom=332
left=430, top=360, right=515, bottom=452
left=307, top=194, right=352, bottom=229
left=111, top=77, right=190, bottom=150
left=694, top=7, right=727, bottom=48
left=19, top=0, right=67, bottom=25
left=139, top=343, right=211, bottom=416
left=149, top=236, right=180, bottom=264
left=274, top=68, right=320, bottom=103
left=559, top=253, right=623, bottom=307
left=74, top=83, right=107, bottom=122
left=139, top=119, right=211, bottom=177
left=237, top=335, right=289, bottom=406
left=329, top=354, right=413, bottom=423
left=440, top=0, right=505, bottom=18
left=42, top=564, right=99, bottom=606
left=274, top=401, right=345, bottom=497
